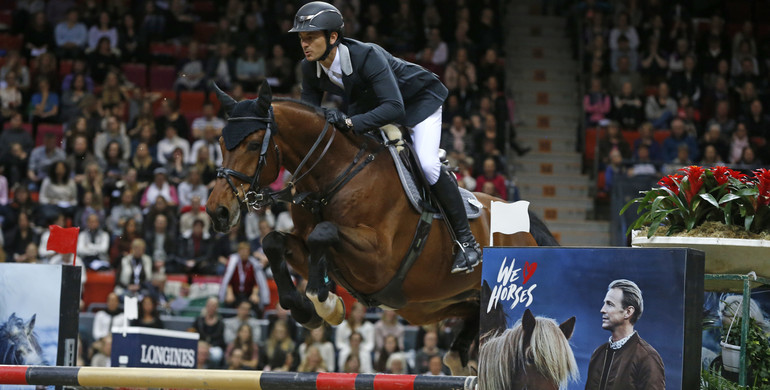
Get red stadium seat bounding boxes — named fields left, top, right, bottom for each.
left=0, top=10, right=12, bottom=28
left=584, top=127, right=604, bottom=165
left=621, top=130, right=640, bottom=147
left=0, top=32, right=22, bottom=51
left=149, top=65, right=177, bottom=91
left=180, top=90, right=206, bottom=113
left=58, top=59, right=73, bottom=78
left=653, top=130, right=671, bottom=145
left=35, top=123, right=64, bottom=147
left=122, top=63, right=147, bottom=88
left=192, top=1, right=216, bottom=20
left=193, top=22, right=218, bottom=44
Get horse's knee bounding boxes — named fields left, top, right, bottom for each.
left=261, top=231, right=286, bottom=260
left=307, top=221, right=340, bottom=250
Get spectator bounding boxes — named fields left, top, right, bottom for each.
left=731, top=40, right=759, bottom=78
left=298, top=326, right=336, bottom=373
left=179, top=195, right=210, bottom=235
left=444, top=47, right=476, bottom=91
left=374, top=310, right=405, bottom=352
left=667, top=38, right=689, bottom=75
left=107, top=189, right=142, bottom=236
left=609, top=55, right=643, bottom=97
left=206, top=42, right=237, bottom=91
left=609, top=12, right=639, bottom=52
left=343, top=354, right=362, bottom=373
left=224, top=301, right=262, bottom=345
left=705, top=100, right=736, bottom=137
left=699, top=144, right=724, bottom=166
left=264, top=320, right=296, bottom=371
left=424, top=355, right=446, bottom=376
left=736, top=82, right=759, bottom=119
left=632, top=122, right=662, bottom=161
left=699, top=124, right=730, bottom=163
left=99, top=71, right=127, bottom=109
left=226, top=324, right=260, bottom=370
left=610, top=36, right=638, bottom=73
left=156, top=126, right=190, bottom=165
left=729, top=123, right=750, bottom=164
left=114, top=238, right=153, bottom=297
left=75, top=189, right=105, bottom=229
left=375, top=334, right=403, bottom=373
left=131, top=142, right=159, bottom=185
left=54, top=8, right=87, bottom=58
left=1, top=50, right=31, bottom=91
left=233, top=14, right=267, bottom=56
left=414, top=330, right=445, bottom=375
left=4, top=213, right=39, bottom=258
left=88, top=10, right=118, bottom=51
left=29, top=78, right=59, bottom=137
left=732, top=58, right=760, bottom=97
left=118, top=14, right=144, bottom=63
left=339, top=332, right=374, bottom=374
left=628, top=144, right=660, bottom=178
left=742, top=99, right=770, bottom=140
left=140, top=0, right=166, bottom=42
left=141, top=168, right=178, bottom=208
left=297, top=345, right=328, bottom=373
left=193, top=297, right=227, bottom=366
left=193, top=144, right=218, bottom=188
left=24, top=12, right=54, bottom=58
left=3, top=143, right=30, bottom=189
left=0, top=112, right=34, bottom=157
left=441, top=115, right=473, bottom=156
left=425, top=27, right=449, bottom=67
left=92, top=292, right=125, bottom=341
left=731, top=21, right=756, bottom=58
left=220, top=242, right=270, bottom=310
left=266, top=44, right=295, bottom=94
left=700, top=36, right=729, bottom=78
left=604, top=149, right=627, bottom=192
left=28, top=132, right=65, bottom=187
left=38, top=160, right=77, bottom=222
left=172, top=219, right=216, bottom=275
left=144, top=212, right=176, bottom=267
left=190, top=103, right=225, bottom=141
left=90, top=335, right=112, bottom=367
left=131, top=295, right=165, bottom=329
left=155, top=99, right=189, bottom=142
left=2, top=185, right=38, bottom=231
left=197, top=341, right=214, bottom=369
left=78, top=213, right=111, bottom=270
left=94, top=116, right=131, bottom=162
left=386, top=352, right=409, bottom=374
left=174, top=41, right=206, bottom=92
left=235, top=44, right=266, bottom=92
left=0, top=72, right=23, bottom=124
left=227, top=348, right=247, bottom=370
left=110, top=218, right=142, bottom=266
left=737, top=145, right=760, bottom=166
left=669, top=54, right=701, bottom=105
left=87, top=37, right=120, bottom=85
left=164, top=147, right=188, bottom=187
left=663, top=118, right=698, bottom=163
left=584, top=77, right=611, bottom=127
left=645, top=82, right=677, bottom=129
left=60, top=74, right=93, bottom=124
left=597, top=120, right=632, bottom=168
left=189, top=125, right=223, bottom=166
left=613, top=81, right=643, bottom=129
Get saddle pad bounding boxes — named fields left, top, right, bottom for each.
left=380, top=128, right=483, bottom=219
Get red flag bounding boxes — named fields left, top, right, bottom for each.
left=47, top=225, right=80, bottom=254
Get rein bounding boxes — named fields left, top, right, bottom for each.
left=217, top=107, right=382, bottom=218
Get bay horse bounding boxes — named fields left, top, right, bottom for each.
left=205, top=82, right=553, bottom=372
left=478, top=309, right=578, bottom=390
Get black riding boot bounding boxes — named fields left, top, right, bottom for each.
left=431, top=170, right=482, bottom=273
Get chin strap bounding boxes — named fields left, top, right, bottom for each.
left=318, top=31, right=341, bottom=62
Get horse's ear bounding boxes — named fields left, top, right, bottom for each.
left=257, top=81, right=272, bottom=114
left=212, top=82, right=237, bottom=116
left=559, top=316, right=576, bottom=340
left=522, top=309, right=536, bottom=340
left=26, top=314, right=36, bottom=333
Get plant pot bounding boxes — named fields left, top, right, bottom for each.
left=720, top=341, right=741, bottom=373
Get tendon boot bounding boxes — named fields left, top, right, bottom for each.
left=431, top=170, right=482, bottom=273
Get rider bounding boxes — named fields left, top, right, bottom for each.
left=288, top=1, right=481, bottom=273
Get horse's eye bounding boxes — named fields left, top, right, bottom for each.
left=247, top=141, right=261, bottom=151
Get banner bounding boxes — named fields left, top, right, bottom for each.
left=479, top=247, right=704, bottom=390
left=111, top=327, right=199, bottom=369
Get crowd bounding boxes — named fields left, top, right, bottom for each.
left=571, top=1, right=770, bottom=193
left=0, top=0, right=508, bottom=375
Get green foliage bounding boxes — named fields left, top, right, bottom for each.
left=723, top=317, right=770, bottom=387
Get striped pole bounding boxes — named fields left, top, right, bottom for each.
left=0, top=366, right=477, bottom=390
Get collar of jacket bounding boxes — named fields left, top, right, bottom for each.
left=316, top=43, right=352, bottom=78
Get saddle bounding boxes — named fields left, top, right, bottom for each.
left=378, top=125, right=483, bottom=219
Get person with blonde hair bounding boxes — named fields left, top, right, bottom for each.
left=296, top=345, right=328, bottom=373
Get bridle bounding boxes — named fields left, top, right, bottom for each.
left=216, top=106, right=281, bottom=210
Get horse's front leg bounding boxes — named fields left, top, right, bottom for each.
left=444, top=304, right=481, bottom=376
left=261, top=231, right=324, bottom=329
left=305, top=221, right=346, bottom=326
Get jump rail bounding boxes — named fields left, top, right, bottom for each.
left=0, top=365, right=478, bottom=390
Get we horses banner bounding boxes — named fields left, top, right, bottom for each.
left=478, top=247, right=704, bottom=390
left=0, top=263, right=81, bottom=390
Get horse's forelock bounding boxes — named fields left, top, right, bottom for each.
left=527, top=317, right=580, bottom=387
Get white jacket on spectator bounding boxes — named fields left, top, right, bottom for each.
left=77, top=229, right=110, bottom=260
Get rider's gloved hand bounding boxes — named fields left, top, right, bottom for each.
left=324, top=108, right=353, bottom=132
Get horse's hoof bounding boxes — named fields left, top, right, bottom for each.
left=300, top=313, right=325, bottom=329
left=325, top=295, right=346, bottom=326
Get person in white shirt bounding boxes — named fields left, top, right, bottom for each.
left=92, top=292, right=125, bottom=341
left=191, top=102, right=225, bottom=140
left=156, top=125, right=190, bottom=165
left=189, top=125, right=223, bottom=166
left=77, top=213, right=111, bottom=270
left=223, top=300, right=262, bottom=345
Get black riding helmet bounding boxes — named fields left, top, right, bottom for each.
left=288, top=1, right=344, bottom=61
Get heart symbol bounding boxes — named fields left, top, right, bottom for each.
left=523, top=261, right=538, bottom=284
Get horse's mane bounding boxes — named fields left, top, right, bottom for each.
left=273, top=97, right=325, bottom=116
left=0, top=315, right=45, bottom=365
left=478, top=316, right=578, bottom=390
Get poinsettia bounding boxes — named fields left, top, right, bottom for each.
left=621, top=166, right=770, bottom=237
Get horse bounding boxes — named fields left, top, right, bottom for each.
left=478, top=309, right=578, bottom=390
left=205, top=82, right=555, bottom=373
left=0, top=313, right=46, bottom=365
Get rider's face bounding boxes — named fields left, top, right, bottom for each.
left=299, top=31, right=328, bottom=62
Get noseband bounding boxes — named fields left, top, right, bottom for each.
left=216, top=107, right=280, bottom=210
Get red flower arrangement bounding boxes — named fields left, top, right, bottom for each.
left=622, top=166, right=770, bottom=237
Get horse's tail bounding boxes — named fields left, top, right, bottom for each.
left=528, top=210, right=560, bottom=247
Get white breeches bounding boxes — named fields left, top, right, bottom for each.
left=409, top=106, right=443, bottom=185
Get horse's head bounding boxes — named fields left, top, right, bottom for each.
left=206, top=82, right=282, bottom=232
left=479, top=309, right=578, bottom=390
left=0, top=313, right=45, bottom=365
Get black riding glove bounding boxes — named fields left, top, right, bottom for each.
left=325, top=108, right=353, bottom=132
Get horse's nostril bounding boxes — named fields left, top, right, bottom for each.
left=216, top=206, right=229, bottom=222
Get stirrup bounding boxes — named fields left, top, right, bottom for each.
left=451, top=241, right=481, bottom=274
